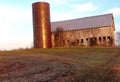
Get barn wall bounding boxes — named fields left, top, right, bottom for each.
left=51, top=21, right=115, bottom=47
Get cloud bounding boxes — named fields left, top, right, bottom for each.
left=0, top=5, right=32, bottom=33
left=115, top=24, right=120, bottom=32
left=51, top=11, right=74, bottom=21
left=106, top=8, right=120, bottom=16
left=0, top=5, right=33, bottom=50
left=0, top=7, right=30, bottom=22
left=45, top=0, right=72, bottom=5
left=51, top=2, right=98, bottom=21
left=71, top=2, right=97, bottom=13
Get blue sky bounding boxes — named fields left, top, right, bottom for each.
left=0, top=0, right=120, bottom=50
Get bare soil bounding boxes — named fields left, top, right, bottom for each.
left=0, top=54, right=77, bottom=82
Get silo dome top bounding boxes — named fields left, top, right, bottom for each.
left=32, top=2, right=49, bottom=5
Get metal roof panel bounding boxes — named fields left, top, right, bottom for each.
left=51, top=13, right=113, bottom=32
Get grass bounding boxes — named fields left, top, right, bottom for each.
left=0, top=47, right=117, bottom=67
left=0, top=47, right=119, bottom=82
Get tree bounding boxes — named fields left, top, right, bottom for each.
left=55, top=27, right=64, bottom=47
left=115, top=31, right=120, bottom=45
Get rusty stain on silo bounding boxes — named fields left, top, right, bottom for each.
left=32, top=2, right=52, bottom=48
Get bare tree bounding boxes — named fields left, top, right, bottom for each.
left=55, top=27, right=64, bottom=47
left=115, top=31, right=120, bottom=45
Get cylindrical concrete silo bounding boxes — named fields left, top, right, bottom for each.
left=32, top=2, right=52, bottom=48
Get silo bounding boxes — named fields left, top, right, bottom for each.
left=32, top=2, right=52, bottom=48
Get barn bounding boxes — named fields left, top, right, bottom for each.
left=51, top=13, right=115, bottom=47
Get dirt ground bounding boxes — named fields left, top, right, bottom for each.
left=0, top=54, right=78, bottom=82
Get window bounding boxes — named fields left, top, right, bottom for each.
left=67, top=40, right=69, bottom=42
left=94, top=37, right=97, bottom=41
left=77, top=39, right=79, bottom=43
left=86, top=38, right=88, bottom=41
left=81, top=39, right=84, bottom=43
left=99, top=37, right=101, bottom=41
left=103, top=36, right=106, bottom=41
left=108, top=36, right=110, bottom=39
left=90, top=38, right=93, bottom=42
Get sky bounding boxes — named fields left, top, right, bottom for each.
left=0, top=0, right=120, bottom=50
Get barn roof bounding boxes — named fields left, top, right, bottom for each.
left=51, top=13, right=113, bottom=32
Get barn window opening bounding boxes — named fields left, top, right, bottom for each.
left=103, top=36, right=106, bottom=41
left=108, top=36, right=110, bottom=39
left=81, top=39, right=84, bottom=43
left=77, top=39, right=79, bottom=43
left=90, top=38, right=93, bottom=42
left=67, top=40, right=69, bottom=42
left=86, top=38, right=88, bottom=41
left=99, top=37, right=101, bottom=41
left=94, top=37, right=97, bottom=41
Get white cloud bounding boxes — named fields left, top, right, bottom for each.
left=51, top=11, right=74, bottom=21
left=0, top=6, right=32, bottom=29
left=106, top=8, right=120, bottom=16
left=71, top=2, right=97, bottom=13
left=51, top=2, right=98, bottom=21
left=115, top=24, right=120, bottom=32
left=45, top=0, right=72, bottom=5
left=0, top=6, right=31, bottom=20
left=0, top=5, right=33, bottom=50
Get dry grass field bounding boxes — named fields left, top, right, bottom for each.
left=0, top=47, right=120, bottom=82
